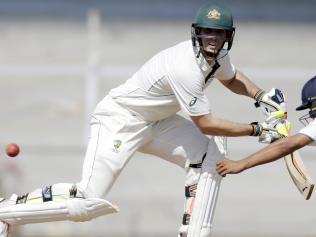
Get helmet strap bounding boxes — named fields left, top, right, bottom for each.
left=309, top=101, right=316, bottom=118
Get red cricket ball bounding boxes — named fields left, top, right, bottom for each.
left=6, top=143, right=20, bottom=157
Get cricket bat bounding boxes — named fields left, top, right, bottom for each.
left=277, top=117, right=314, bottom=200
left=284, top=151, right=314, bottom=200
left=261, top=89, right=314, bottom=199
left=264, top=109, right=314, bottom=200
left=282, top=120, right=315, bottom=200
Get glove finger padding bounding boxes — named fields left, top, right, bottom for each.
left=259, top=119, right=291, bottom=143
left=255, top=88, right=287, bottom=115
left=254, top=88, right=289, bottom=143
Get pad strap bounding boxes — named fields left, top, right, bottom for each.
left=42, top=186, right=53, bottom=202
left=185, top=184, right=197, bottom=198
left=182, top=213, right=191, bottom=225
left=189, top=153, right=207, bottom=169
left=16, top=194, right=29, bottom=204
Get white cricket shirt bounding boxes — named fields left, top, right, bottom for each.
left=109, top=40, right=236, bottom=121
left=299, top=118, right=316, bottom=144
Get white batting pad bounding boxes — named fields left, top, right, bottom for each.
left=0, top=198, right=119, bottom=225
left=0, top=221, right=8, bottom=237
left=187, top=172, right=221, bottom=237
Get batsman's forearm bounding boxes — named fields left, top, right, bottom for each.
left=197, top=116, right=253, bottom=137
left=226, top=71, right=261, bottom=98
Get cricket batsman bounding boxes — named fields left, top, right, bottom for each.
left=216, top=75, right=316, bottom=176
left=0, top=2, right=286, bottom=237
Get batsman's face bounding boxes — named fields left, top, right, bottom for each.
left=199, top=28, right=226, bottom=56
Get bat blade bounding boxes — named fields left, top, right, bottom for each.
left=261, top=104, right=314, bottom=200
left=284, top=151, right=314, bottom=200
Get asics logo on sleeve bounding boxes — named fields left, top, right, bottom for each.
left=189, top=97, right=197, bottom=107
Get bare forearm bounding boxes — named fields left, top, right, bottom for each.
left=240, top=134, right=311, bottom=171
left=216, top=133, right=313, bottom=176
left=241, top=140, right=291, bottom=170
left=192, top=115, right=253, bottom=137
left=224, top=71, right=260, bottom=98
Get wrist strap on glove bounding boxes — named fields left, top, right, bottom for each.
left=254, top=89, right=266, bottom=108
left=250, top=122, right=262, bottom=136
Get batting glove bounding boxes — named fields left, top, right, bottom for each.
left=259, top=118, right=292, bottom=143
left=254, top=88, right=286, bottom=116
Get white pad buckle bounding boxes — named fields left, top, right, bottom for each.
left=0, top=198, right=119, bottom=225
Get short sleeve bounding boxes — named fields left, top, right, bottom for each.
left=299, top=118, right=316, bottom=141
left=167, top=72, right=210, bottom=117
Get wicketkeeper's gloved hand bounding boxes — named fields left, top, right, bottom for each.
left=254, top=88, right=286, bottom=116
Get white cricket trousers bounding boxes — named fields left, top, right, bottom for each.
left=77, top=95, right=225, bottom=199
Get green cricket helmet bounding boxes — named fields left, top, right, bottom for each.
left=191, top=2, right=235, bottom=60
